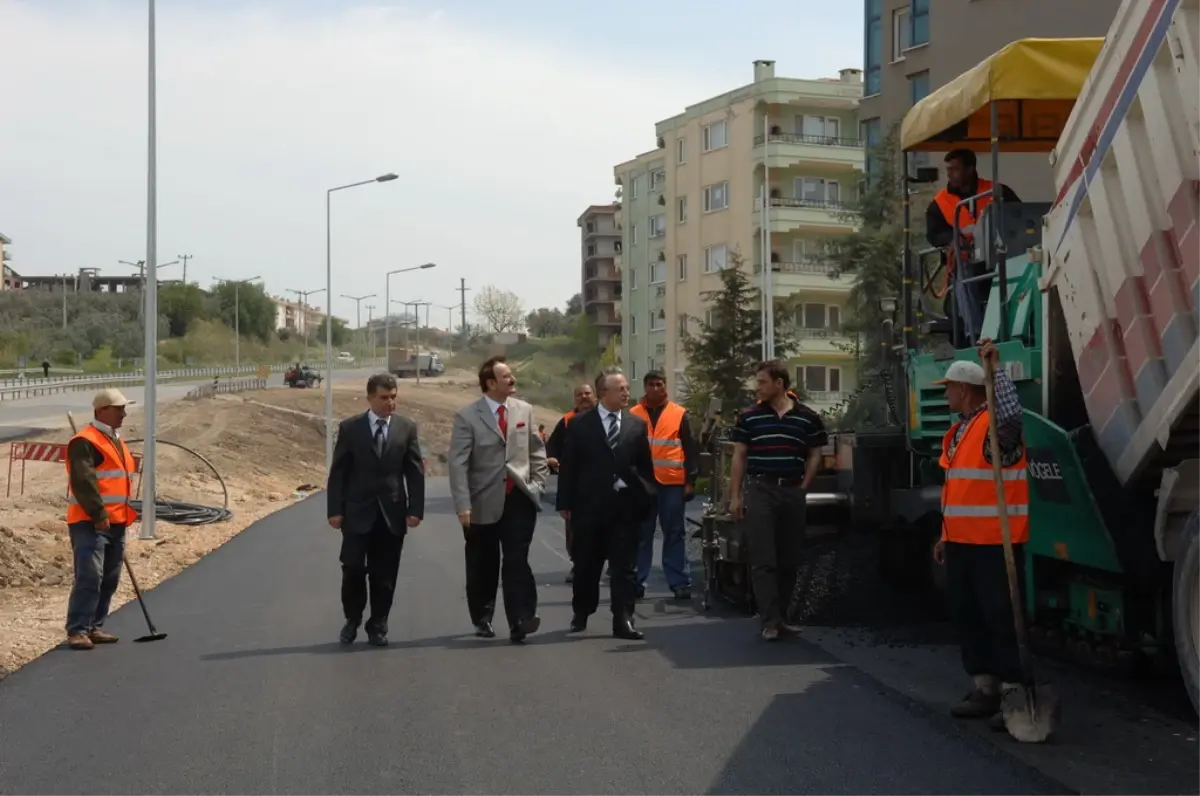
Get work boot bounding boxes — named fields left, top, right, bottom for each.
left=88, top=629, right=119, bottom=644
left=950, top=689, right=1001, bottom=718
left=67, top=633, right=93, bottom=651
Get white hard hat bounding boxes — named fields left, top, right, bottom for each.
left=932, top=360, right=985, bottom=386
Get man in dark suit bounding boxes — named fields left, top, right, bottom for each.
left=326, top=373, right=425, bottom=647
left=556, top=366, right=655, bottom=640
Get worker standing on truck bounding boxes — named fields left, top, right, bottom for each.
left=546, top=382, right=596, bottom=584
left=931, top=339, right=1029, bottom=725
left=729, top=361, right=828, bottom=641
left=64, top=389, right=138, bottom=651
left=630, top=370, right=698, bottom=601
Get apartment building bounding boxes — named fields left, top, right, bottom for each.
left=613, top=60, right=864, bottom=411
left=577, top=204, right=622, bottom=351
left=270, top=295, right=328, bottom=336
left=861, top=0, right=1122, bottom=196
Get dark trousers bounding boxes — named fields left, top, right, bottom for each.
left=66, top=522, right=126, bottom=636
left=465, top=490, right=538, bottom=630
left=743, top=479, right=807, bottom=627
left=339, top=513, right=404, bottom=632
left=564, top=517, right=573, bottom=563
left=571, top=495, right=639, bottom=621
left=945, top=541, right=1027, bottom=684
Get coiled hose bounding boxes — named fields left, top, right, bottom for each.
left=126, top=438, right=233, bottom=526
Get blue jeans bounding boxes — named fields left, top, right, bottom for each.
left=65, top=522, right=126, bottom=636
left=637, top=484, right=690, bottom=590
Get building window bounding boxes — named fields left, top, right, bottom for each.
left=909, top=70, right=931, bottom=106
left=797, top=115, right=841, bottom=142
left=704, top=308, right=718, bottom=327
left=703, top=244, right=728, bottom=273
left=796, top=303, right=842, bottom=329
left=676, top=137, right=686, bottom=164
left=910, top=0, right=929, bottom=47
left=585, top=221, right=595, bottom=233
left=649, top=214, right=666, bottom=238
left=650, top=170, right=666, bottom=191
left=801, top=365, right=842, bottom=394
left=586, top=244, right=596, bottom=257
left=864, top=0, right=882, bottom=95
left=678, top=313, right=689, bottom=336
left=650, top=309, right=666, bottom=331
left=795, top=177, right=841, bottom=205
left=677, top=196, right=688, bottom=224
left=702, top=120, right=728, bottom=152
left=649, top=261, right=666, bottom=284
left=629, top=266, right=638, bottom=290
left=676, top=254, right=688, bottom=281
left=631, top=223, right=639, bottom=244
left=892, top=7, right=910, bottom=59
left=703, top=181, right=729, bottom=212
left=630, top=176, right=641, bottom=199
left=792, top=239, right=830, bottom=263
left=861, top=117, right=882, bottom=181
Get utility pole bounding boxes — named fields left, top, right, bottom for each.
left=365, top=304, right=376, bottom=361
left=178, top=253, right=192, bottom=285
left=456, top=278, right=470, bottom=343
left=287, top=287, right=325, bottom=363
left=341, top=293, right=376, bottom=361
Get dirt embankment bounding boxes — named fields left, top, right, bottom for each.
left=0, top=378, right=560, bottom=679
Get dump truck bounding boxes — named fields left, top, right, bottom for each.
left=388, top=348, right=444, bottom=378
left=851, top=0, right=1199, bottom=714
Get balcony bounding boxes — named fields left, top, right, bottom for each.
left=586, top=306, right=621, bottom=329
left=754, top=133, right=863, bottom=171
left=584, top=249, right=620, bottom=263
left=584, top=266, right=620, bottom=284
left=583, top=225, right=621, bottom=240
left=754, top=196, right=856, bottom=234
left=783, top=326, right=857, bottom=357
left=755, top=260, right=851, bottom=292
left=805, top=390, right=852, bottom=407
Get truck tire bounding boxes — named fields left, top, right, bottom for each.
left=1172, top=510, right=1199, bottom=717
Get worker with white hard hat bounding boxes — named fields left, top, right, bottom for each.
left=63, top=388, right=138, bottom=650
left=932, top=338, right=1031, bottom=728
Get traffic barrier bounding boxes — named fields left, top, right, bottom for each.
left=184, top=377, right=268, bottom=400
left=6, top=440, right=143, bottom=497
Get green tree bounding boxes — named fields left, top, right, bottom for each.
left=211, top=281, right=276, bottom=342
left=823, top=123, right=914, bottom=427
left=681, top=252, right=796, bottom=413
left=525, top=307, right=571, bottom=337
left=316, top=316, right=351, bottom=347
left=157, top=283, right=208, bottom=338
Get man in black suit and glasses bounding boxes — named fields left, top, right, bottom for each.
left=327, top=373, right=425, bottom=647
left=556, top=366, right=656, bottom=640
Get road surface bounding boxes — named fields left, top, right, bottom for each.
left=0, top=367, right=383, bottom=441
left=0, top=480, right=1066, bottom=795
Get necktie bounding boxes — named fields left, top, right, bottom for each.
left=374, top=418, right=387, bottom=456
left=496, top=405, right=514, bottom=494
left=607, top=412, right=620, bottom=451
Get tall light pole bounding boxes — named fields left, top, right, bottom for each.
left=119, top=257, right=178, bottom=322
left=287, top=287, right=325, bottom=361
left=326, top=173, right=399, bottom=474
left=383, top=262, right=437, bottom=368
left=365, top=304, right=377, bottom=361
left=217, top=276, right=260, bottom=371
left=178, top=253, right=193, bottom=284
left=436, top=304, right=456, bottom=356
left=340, top=292, right=376, bottom=359
left=142, top=0, right=158, bottom=541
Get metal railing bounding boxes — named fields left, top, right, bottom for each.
left=759, top=196, right=851, bottom=211
left=754, top=260, right=841, bottom=276
left=753, top=133, right=863, bottom=148
left=185, top=377, right=268, bottom=400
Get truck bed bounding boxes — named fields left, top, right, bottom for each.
left=1042, top=0, right=1199, bottom=487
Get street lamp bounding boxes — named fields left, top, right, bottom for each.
left=340, top=292, right=376, bottom=359
left=287, top=287, right=325, bottom=361
left=216, top=276, right=260, bottom=371
left=142, top=0, right=159, bottom=541
left=326, top=173, right=399, bottom=474
left=384, top=263, right=437, bottom=365
left=436, top=304, right=456, bottom=356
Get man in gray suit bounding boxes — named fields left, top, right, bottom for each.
left=449, top=355, right=549, bottom=643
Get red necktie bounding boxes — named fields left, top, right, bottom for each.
left=497, top=405, right=514, bottom=494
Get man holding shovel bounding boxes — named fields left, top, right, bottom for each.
left=64, top=389, right=139, bottom=650
left=931, top=340, right=1029, bottom=728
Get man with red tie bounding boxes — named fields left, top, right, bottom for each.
left=449, top=356, right=549, bottom=643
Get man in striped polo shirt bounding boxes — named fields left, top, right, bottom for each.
left=729, top=361, right=828, bottom=640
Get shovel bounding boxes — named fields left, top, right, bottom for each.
left=983, top=357, right=1057, bottom=743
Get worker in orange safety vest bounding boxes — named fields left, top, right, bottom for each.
left=64, top=388, right=139, bottom=651
left=546, top=382, right=596, bottom=584
left=629, top=370, right=698, bottom=601
left=925, top=149, right=1021, bottom=254
left=931, top=338, right=1029, bottom=728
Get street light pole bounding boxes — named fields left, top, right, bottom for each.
left=384, top=262, right=437, bottom=372
left=365, top=304, right=376, bottom=361
left=325, top=173, right=399, bottom=475
left=287, top=287, right=325, bottom=362
left=340, top=292, right=376, bottom=360
left=142, top=0, right=158, bottom=541
left=436, top=304, right=456, bottom=356
left=218, top=276, right=260, bottom=371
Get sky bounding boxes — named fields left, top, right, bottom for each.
left=0, top=0, right=863, bottom=326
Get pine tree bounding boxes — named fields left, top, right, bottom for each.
left=681, top=252, right=796, bottom=414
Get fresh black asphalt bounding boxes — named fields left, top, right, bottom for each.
left=0, top=479, right=1068, bottom=795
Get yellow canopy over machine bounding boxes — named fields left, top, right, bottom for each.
left=901, top=37, right=1104, bottom=153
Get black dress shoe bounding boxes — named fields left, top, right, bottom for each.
left=612, top=618, right=644, bottom=641
left=474, top=621, right=496, bottom=639
left=339, top=621, right=359, bottom=644
left=635, top=584, right=646, bottom=600
left=509, top=615, right=541, bottom=644
left=672, top=587, right=692, bottom=601
left=367, top=630, right=389, bottom=647
left=568, top=615, right=587, bottom=633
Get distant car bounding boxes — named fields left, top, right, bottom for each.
left=336, top=352, right=355, bottom=364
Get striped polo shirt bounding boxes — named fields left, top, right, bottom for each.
left=730, top=398, right=828, bottom=477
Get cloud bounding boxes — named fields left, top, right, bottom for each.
left=0, top=0, right=715, bottom=321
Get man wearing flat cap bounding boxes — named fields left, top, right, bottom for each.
left=931, top=338, right=1030, bottom=727
left=64, top=388, right=139, bottom=650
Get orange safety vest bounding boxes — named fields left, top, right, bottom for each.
left=630, top=400, right=687, bottom=486
left=65, top=424, right=137, bottom=526
left=934, top=178, right=994, bottom=240
left=939, top=410, right=1029, bottom=545
left=563, top=410, right=576, bottom=427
